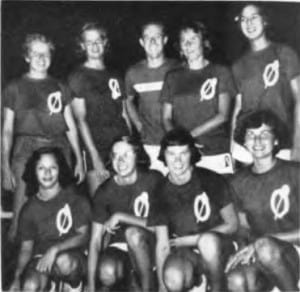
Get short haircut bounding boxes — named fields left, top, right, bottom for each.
left=108, top=135, right=150, bottom=171
left=78, top=22, right=108, bottom=43
left=234, top=110, right=290, bottom=154
left=177, top=19, right=212, bottom=58
left=158, top=127, right=201, bottom=165
left=23, top=33, right=55, bottom=58
left=140, top=19, right=166, bottom=37
left=22, top=147, right=75, bottom=197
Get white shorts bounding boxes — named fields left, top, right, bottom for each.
left=109, top=242, right=128, bottom=252
left=196, top=152, right=234, bottom=174
left=143, top=144, right=169, bottom=176
left=231, top=141, right=292, bottom=164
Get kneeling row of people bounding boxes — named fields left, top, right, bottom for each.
left=10, top=110, right=300, bottom=292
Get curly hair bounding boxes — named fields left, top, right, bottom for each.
left=234, top=110, right=290, bottom=155
left=22, top=147, right=75, bottom=197
left=107, top=135, right=151, bottom=172
left=158, top=127, right=201, bottom=165
left=22, top=33, right=55, bottom=59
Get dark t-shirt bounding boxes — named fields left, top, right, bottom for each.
left=230, top=159, right=300, bottom=238
left=125, top=59, right=179, bottom=145
left=68, top=66, right=129, bottom=160
left=148, top=167, right=233, bottom=237
left=161, top=64, right=236, bottom=154
left=19, top=186, right=91, bottom=255
left=232, top=43, right=300, bottom=137
left=93, top=169, right=163, bottom=242
left=3, top=75, right=71, bottom=137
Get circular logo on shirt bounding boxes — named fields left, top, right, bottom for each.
left=134, top=192, right=149, bottom=218
left=200, top=78, right=218, bottom=102
left=263, top=60, right=280, bottom=89
left=47, top=91, right=62, bottom=115
left=56, top=204, right=73, bottom=236
left=193, top=192, right=211, bottom=222
left=108, top=78, right=121, bottom=100
left=270, top=184, right=290, bottom=220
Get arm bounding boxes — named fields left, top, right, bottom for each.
left=63, top=104, right=85, bottom=183
left=290, top=76, right=300, bottom=161
left=88, top=222, right=106, bottom=292
left=211, top=203, right=238, bottom=235
left=36, top=224, right=89, bottom=273
left=71, top=98, right=109, bottom=180
left=162, top=102, right=174, bottom=132
left=2, top=107, right=16, bottom=191
left=10, top=240, right=34, bottom=291
left=191, top=92, right=231, bottom=138
left=155, top=226, right=170, bottom=292
left=125, top=94, right=142, bottom=133
left=230, top=93, right=242, bottom=148
left=106, top=212, right=147, bottom=231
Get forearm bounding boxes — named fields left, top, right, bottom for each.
left=292, top=101, right=300, bottom=151
left=269, top=229, right=300, bottom=245
left=126, top=99, right=143, bottom=132
left=191, top=113, right=228, bottom=138
left=2, top=130, right=13, bottom=169
left=53, top=227, right=88, bottom=254
left=78, top=120, right=104, bottom=166
left=156, top=241, right=170, bottom=292
left=117, top=212, right=147, bottom=228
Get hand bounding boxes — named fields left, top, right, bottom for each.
left=9, top=278, right=20, bottom=292
left=104, top=213, right=121, bottom=234
left=36, top=246, right=58, bottom=273
left=225, top=244, right=255, bottom=273
left=93, top=160, right=110, bottom=184
left=74, top=160, right=85, bottom=184
left=2, top=166, right=16, bottom=191
left=169, top=237, right=187, bottom=248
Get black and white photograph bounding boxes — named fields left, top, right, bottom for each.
left=1, top=1, right=300, bottom=291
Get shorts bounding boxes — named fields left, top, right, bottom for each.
left=196, top=152, right=234, bottom=174
left=24, top=249, right=86, bottom=287
left=143, top=144, right=169, bottom=175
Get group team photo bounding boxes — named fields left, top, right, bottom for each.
left=1, top=1, right=300, bottom=292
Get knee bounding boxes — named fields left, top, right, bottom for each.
left=125, top=226, right=145, bottom=248
left=98, top=257, right=124, bottom=288
left=22, top=277, right=40, bottom=292
left=163, top=265, right=185, bottom=292
left=55, top=253, right=76, bottom=276
left=254, top=237, right=281, bottom=266
left=227, top=269, right=247, bottom=292
left=197, top=232, right=221, bottom=261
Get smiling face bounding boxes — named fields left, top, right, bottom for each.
left=240, top=4, right=267, bottom=42
left=244, top=123, right=277, bottom=160
left=81, top=28, right=107, bottom=60
left=164, top=145, right=192, bottom=178
left=112, top=141, right=137, bottom=179
left=25, top=40, right=51, bottom=75
left=179, top=28, right=204, bottom=63
left=36, top=153, right=60, bottom=191
left=139, top=23, right=167, bottom=60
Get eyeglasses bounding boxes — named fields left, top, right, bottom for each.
left=240, top=14, right=262, bottom=24
left=29, top=52, right=51, bottom=59
left=245, top=130, right=274, bottom=141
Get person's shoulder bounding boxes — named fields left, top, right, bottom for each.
left=68, top=65, right=86, bottom=79
left=230, top=165, right=253, bottom=186
left=141, top=168, right=164, bottom=181
left=278, top=158, right=300, bottom=172
left=272, top=42, right=297, bottom=55
left=94, top=176, right=116, bottom=197
left=164, top=58, right=182, bottom=69
left=194, top=166, right=225, bottom=181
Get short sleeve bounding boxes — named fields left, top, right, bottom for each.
left=73, top=196, right=92, bottom=230
left=2, top=80, right=18, bottom=110
left=217, top=66, right=237, bottom=98
left=18, top=203, right=37, bottom=241
left=92, top=184, right=111, bottom=224
left=279, top=45, right=300, bottom=81
left=58, top=82, right=72, bottom=105
left=229, top=175, right=245, bottom=212
left=147, top=183, right=169, bottom=227
left=160, top=71, right=175, bottom=104
left=124, top=68, right=136, bottom=97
